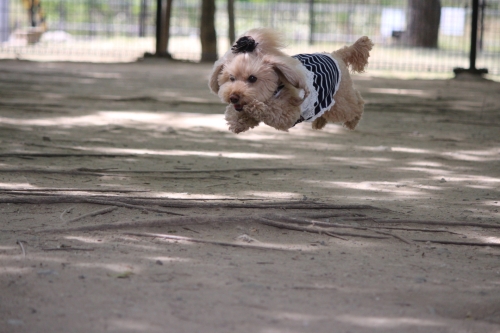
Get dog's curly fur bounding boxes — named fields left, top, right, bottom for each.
left=209, top=28, right=373, bottom=133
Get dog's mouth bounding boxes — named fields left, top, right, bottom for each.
left=233, top=104, right=243, bottom=112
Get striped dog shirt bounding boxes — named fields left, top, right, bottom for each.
left=291, top=53, right=342, bottom=124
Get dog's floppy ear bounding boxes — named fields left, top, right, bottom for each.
left=208, top=57, right=225, bottom=94
left=209, top=49, right=237, bottom=94
left=265, top=55, right=306, bottom=91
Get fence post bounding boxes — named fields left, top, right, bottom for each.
left=453, top=0, right=488, bottom=76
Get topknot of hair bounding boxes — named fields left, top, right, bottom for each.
left=231, top=36, right=258, bottom=54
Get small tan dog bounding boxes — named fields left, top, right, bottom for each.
left=209, top=28, right=373, bottom=133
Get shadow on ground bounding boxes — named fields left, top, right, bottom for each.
left=0, top=59, right=499, bottom=333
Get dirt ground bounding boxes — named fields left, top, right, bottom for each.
left=0, top=58, right=499, bottom=333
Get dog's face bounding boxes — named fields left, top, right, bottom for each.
left=217, top=54, right=279, bottom=111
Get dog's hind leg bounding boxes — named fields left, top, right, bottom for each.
left=343, top=89, right=365, bottom=129
left=312, top=116, right=327, bottom=130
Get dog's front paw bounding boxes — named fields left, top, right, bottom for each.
left=225, top=106, right=260, bottom=134
left=228, top=121, right=258, bottom=134
left=243, top=100, right=268, bottom=121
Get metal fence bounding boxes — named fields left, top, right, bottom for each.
left=0, top=0, right=499, bottom=78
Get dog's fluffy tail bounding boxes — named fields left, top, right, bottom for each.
left=333, top=36, right=373, bottom=73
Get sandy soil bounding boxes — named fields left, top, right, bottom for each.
left=0, top=58, right=499, bottom=333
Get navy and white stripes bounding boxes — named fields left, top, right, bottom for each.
left=292, top=53, right=341, bottom=122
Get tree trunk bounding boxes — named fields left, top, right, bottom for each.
left=200, top=0, right=218, bottom=62
left=164, top=0, right=173, bottom=52
left=155, top=0, right=172, bottom=57
left=405, top=0, right=441, bottom=48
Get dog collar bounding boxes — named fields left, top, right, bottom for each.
left=273, top=83, right=285, bottom=97
left=292, top=116, right=305, bottom=127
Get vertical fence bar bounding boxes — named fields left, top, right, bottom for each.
left=228, top=0, right=235, bottom=45
left=139, top=0, right=147, bottom=37
left=156, top=0, right=162, bottom=53
left=470, top=0, right=479, bottom=70
left=479, top=0, right=486, bottom=51
left=454, top=0, right=488, bottom=75
left=0, top=0, right=9, bottom=42
left=309, top=0, right=314, bottom=45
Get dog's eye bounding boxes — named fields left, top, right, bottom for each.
left=248, top=75, right=257, bottom=83
left=229, top=76, right=235, bottom=82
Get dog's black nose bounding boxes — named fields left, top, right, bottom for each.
left=229, top=94, right=239, bottom=104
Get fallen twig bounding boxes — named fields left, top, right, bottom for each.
left=42, top=247, right=95, bottom=251
left=257, top=218, right=386, bottom=240
left=38, top=215, right=252, bottom=233
left=60, top=206, right=75, bottom=222
left=81, top=198, right=183, bottom=216
left=362, top=225, right=462, bottom=235
left=64, top=206, right=118, bottom=224
left=0, top=167, right=305, bottom=176
left=267, top=213, right=500, bottom=233
left=0, top=153, right=136, bottom=158
left=16, top=240, right=26, bottom=257
left=265, top=213, right=359, bottom=229
left=157, top=202, right=380, bottom=210
left=367, top=229, right=414, bottom=245
left=0, top=194, right=381, bottom=211
left=1, top=188, right=150, bottom=193
left=182, top=227, right=200, bottom=234
left=262, top=214, right=414, bottom=245
left=0, top=196, right=183, bottom=216
left=364, top=219, right=500, bottom=229
left=84, top=167, right=307, bottom=174
left=0, top=168, right=107, bottom=176
left=298, top=212, right=367, bottom=219
left=123, top=232, right=294, bottom=251
left=262, top=216, right=500, bottom=246
left=414, top=239, right=500, bottom=247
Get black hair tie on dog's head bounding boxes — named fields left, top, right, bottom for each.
left=231, top=36, right=258, bottom=54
